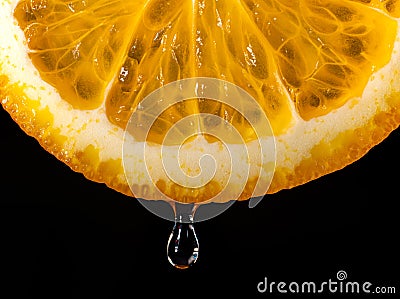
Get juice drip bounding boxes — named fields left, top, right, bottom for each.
left=167, top=202, right=199, bottom=269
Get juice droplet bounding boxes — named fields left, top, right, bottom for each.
left=167, top=203, right=199, bottom=269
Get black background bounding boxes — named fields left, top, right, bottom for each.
left=1, top=104, right=399, bottom=298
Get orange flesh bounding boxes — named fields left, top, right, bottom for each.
left=13, top=0, right=398, bottom=144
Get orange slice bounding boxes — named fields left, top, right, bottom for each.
left=1, top=0, right=400, bottom=203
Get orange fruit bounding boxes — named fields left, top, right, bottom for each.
left=1, top=0, right=400, bottom=203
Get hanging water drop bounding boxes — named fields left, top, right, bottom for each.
left=167, top=202, right=199, bottom=269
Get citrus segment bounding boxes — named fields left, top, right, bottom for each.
left=14, top=0, right=145, bottom=109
